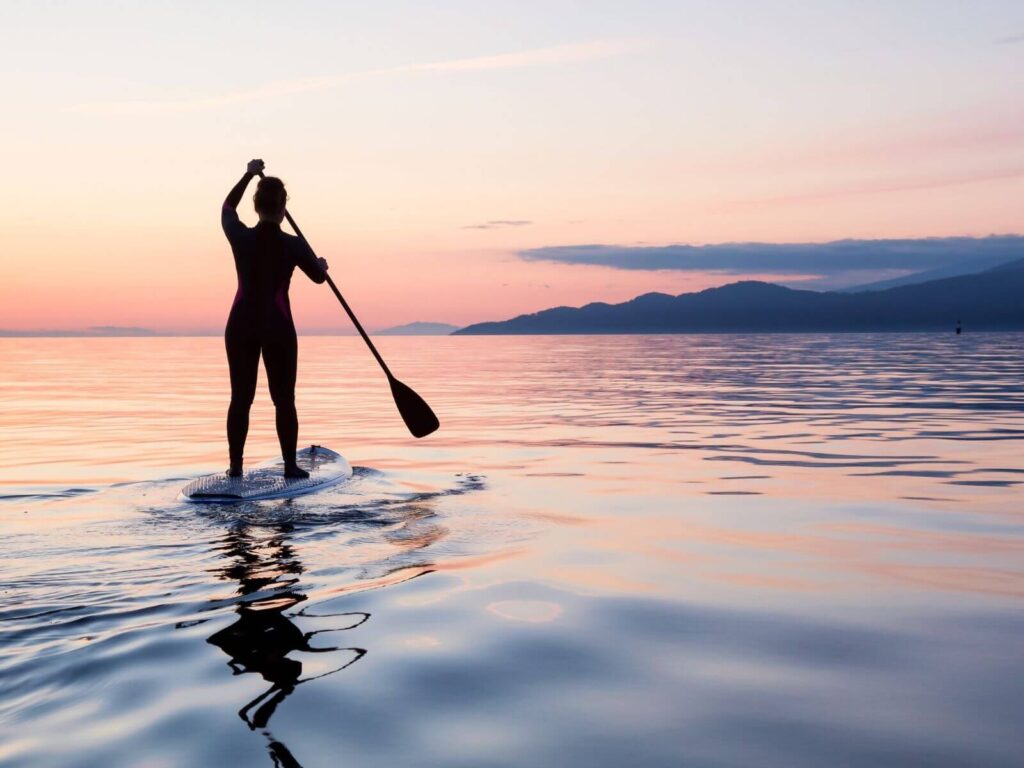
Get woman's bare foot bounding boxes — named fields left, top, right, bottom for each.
left=227, top=464, right=242, bottom=478
left=284, top=464, right=309, bottom=479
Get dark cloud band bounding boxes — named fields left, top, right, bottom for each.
left=518, top=236, right=1024, bottom=276
left=463, top=220, right=532, bottom=230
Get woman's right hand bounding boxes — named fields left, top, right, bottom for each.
left=246, top=158, right=265, bottom=175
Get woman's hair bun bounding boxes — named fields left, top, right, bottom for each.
left=254, top=176, right=288, bottom=215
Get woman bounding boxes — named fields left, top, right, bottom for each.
left=221, top=159, right=328, bottom=478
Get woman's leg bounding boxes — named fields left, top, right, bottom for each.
left=225, top=320, right=261, bottom=474
left=262, top=328, right=303, bottom=476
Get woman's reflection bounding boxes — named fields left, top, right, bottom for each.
left=204, top=502, right=448, bottom=766
left=207, top=522, right=367, bottom=730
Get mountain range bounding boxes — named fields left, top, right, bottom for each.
left=455, top=258, right=1024, bottom=334
left=377, top=321, right=458, bottom=336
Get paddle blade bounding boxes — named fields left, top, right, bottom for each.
left=388, top=376, right=439, bottom=438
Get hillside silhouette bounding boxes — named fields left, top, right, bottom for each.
left=456, top=259, right=1024, bottom=334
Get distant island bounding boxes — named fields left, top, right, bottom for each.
left=377, top=321, right=459, bottom=336
left=0, top=326, right=156, bottom=338
left=456, top=258, right=1024, bottom=334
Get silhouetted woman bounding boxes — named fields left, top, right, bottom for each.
left=222, top=159, right=328, bottom=478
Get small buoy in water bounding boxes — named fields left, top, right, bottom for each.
left=955, top=319, right=962, bottom=335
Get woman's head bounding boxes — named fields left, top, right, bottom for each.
left=254, top=176, right=287, bottom=222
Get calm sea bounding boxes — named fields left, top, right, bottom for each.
left=1, top=334, right=1022, bottom=767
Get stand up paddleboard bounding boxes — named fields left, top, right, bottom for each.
left=179, top=445, right=352, bottom=503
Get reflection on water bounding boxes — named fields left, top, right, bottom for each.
left=1, top=334, right=1023, bottom=767
left=206, top=522, right=367, bottom=765
left=195, top=487, right=450, bottom=767
left=207, top=528, right=364, bottom=724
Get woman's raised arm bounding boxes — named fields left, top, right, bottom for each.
left=221, top=159, right=265, bottom=241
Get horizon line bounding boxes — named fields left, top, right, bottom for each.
left=0, top=327, right=461, bottom=338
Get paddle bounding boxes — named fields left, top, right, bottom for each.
left=258, top=172, right=439, bottom=438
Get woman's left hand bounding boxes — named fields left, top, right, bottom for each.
left=318, top=257, right=329, bottom=272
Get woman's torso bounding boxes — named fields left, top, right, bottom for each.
left=227, top=222, right=298, bottom=331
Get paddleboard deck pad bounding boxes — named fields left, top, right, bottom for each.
left=179, top=445, right=352, bottom=503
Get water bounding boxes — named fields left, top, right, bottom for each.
left=1, top=334, right=1022, bottom=767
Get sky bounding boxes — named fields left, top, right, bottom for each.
left=1, top=0, right=1022, bottom=333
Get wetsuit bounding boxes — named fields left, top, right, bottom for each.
left=221, top=173, right=326, bottom=469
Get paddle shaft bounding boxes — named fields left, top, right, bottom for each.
left=259, top=172, right=394, bottom=379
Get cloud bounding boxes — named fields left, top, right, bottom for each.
left=463, top=220, right=533, bottom=230
left=995, top=33, right=1024, bottom=44
left=518, top=235, right=1024, bottom=282
left=72, top=39, right=644, bottom=115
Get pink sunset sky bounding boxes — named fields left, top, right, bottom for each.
left=1, top=2, right=1022, bottom=334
